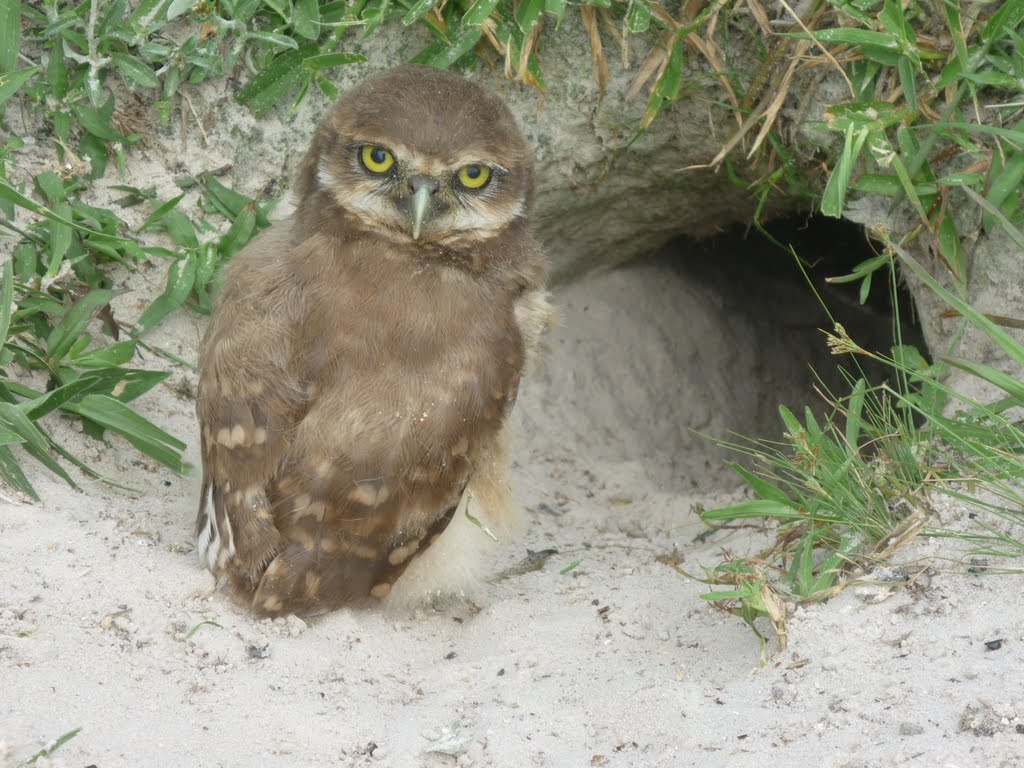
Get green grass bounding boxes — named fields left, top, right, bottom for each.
left=0, top=163, right=274, bottom=496
left=696, top=234, right=1024, bottom=656
left=689, top=0, right=1024, bottom=653
left=16, top=726, right=81, bottom=766
left=691, top=248, right=929, bottom=659
left=814, top=0, right=1024, bottom=282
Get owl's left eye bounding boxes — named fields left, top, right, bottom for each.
left=457, top=164, right=491, bottom=190
left=361, top=146, right=395, bottom=174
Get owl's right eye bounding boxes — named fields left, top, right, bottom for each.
left=360, top=146, right=395, bottom=174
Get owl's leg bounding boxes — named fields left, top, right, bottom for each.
left=514, top=288, right=555, bottom=372
left=251, top=544, right=335, bottom=616
left=387, top=425, right=521, bottom=608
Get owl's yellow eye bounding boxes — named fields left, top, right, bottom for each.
left=361, top=146, right=395, bottom=174
left=457, top=164, right=491, bottom=190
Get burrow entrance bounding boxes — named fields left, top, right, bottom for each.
left=519, top=214, right=925, bottom=493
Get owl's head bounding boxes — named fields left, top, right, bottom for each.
left=297, top=65, right=533, bottom=248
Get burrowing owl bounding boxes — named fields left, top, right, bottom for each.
left=195, top=65, right=550, bottom=616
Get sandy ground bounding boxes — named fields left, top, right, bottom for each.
left=3, top=253, right=1024, bottom=768
left=3, top=73, right=1024, bottom=767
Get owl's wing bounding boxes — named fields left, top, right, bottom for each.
left=194, top=228, right=306, bottom=592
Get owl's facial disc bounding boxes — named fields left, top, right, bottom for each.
left=316, top=140, right=522, bottom=246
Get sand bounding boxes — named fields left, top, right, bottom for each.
left=2, top=251, right=1023, bottom=768
left=3, top=79, right=1024, bottom=768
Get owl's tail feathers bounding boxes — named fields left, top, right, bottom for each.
left=196, top=475, right=283, bottom=597
left=251, top=544, right=369, bottom=616
left=386, top=423, right=522, bottom=611
left=250, top=501, right=459, bottom=617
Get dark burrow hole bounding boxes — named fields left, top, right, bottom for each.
left=523, top=213, right=927, bottom=492
left=679, top=212, right=928, bottom=403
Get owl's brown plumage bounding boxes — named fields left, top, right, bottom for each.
left=195, top=65, right=550, bottom=616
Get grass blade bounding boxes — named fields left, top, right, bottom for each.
left=0, top=401, right=52, bottom=455
left=64, top=394, right=186, bottom=471
left=981, top=0, right=1024, bottom=43
left=132, top=254, right=197, bottom=336
left=0, top=65, right=38, bottom=104
left=845, top=377, right=866, bottom=450
left=0, top=0, right=19, bottom=75
left=942, top=358, right=1024, bottom=402
left=17, top=726, right=81, bottom=766
left=19, top=376, right=103, bottom=420
left=46, top=289, right=115, bottom=362
left=0, top=444, right=36, bottom=499
left=821, top=125, right=869, bottom=217
left=139, top=193, right=185, bottom=232
left=728, top=463, right=793, bottom=505
left=701, top=499, right=803, bottom=522
left=960, top=184, right=1024, bottom=252
left=0, top=179, right=134, bottom=244
left=236, top=44, right=318, bottom=117
left=893, top=242, right=1024, bottom=370
left=462, top=0, right=498, bottom=26
left=0, top=259, right=13, bottom=345
left=402, top=0, right=436, bottom=26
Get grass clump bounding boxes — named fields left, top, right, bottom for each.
left=697, top=237, right=1024, bottom=656
left=0, top=0, right=301, bottom=495
left=0, top=109, right=274, bottom=496
left=700, top=0, right=1024, bottom=282
left=702, top=374, right=926, bottom=596
left=683, top=0, right=1024, bottom=652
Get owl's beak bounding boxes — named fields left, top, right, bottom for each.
left=410, top=186, right=431, bottom=240
left=407, top=175, right=439, bottom=241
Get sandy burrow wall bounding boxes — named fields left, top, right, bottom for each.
left=11, top=15, right=1020, bottom=387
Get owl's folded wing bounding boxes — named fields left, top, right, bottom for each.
left=194, top=241, right=309, bottom=589
left=195, top=383, right=288, bottom=588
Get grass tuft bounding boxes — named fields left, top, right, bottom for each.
left=698, top=230, right=1024, bottom=653
left=16, top=726, right=81, bottom=767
